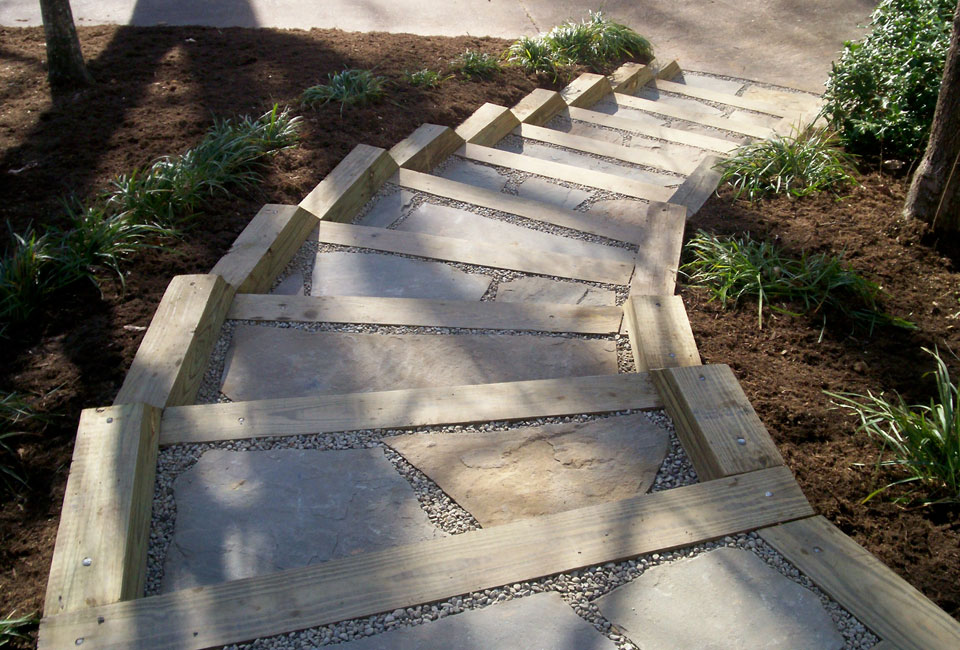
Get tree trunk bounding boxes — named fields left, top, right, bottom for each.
left=39, top=0, right=92, bottom=87
left=904, top=0, right=960, bottom=231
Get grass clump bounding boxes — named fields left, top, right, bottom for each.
left=681, top=231, right=913, bottom=331
left=451, top=50, right=501, bottom=80
left=402, top=68, right=451, bottom=88
left=0, top=393, right=45, bottom=493
left=716, top=128, right=858, bottom=201
left=0, top=611, right=37, bottom=647
left=302, top=69, right=386, bottom=113
left=827, top=347, right=960, bottom=505
left=546, top=11, right=652, bottom=68
left=504, top=36, right=565, bottom=78
left=823, top=0, right=956, bottom=157
left=0, top=227, right=60, bottom=327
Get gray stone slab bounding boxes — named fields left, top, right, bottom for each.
left=677, top=72, right=744, bottom=95
left=161, top=448, right=444, bottom=591
left=220, top=326, right=618, bottom=401
left=628, top=136, right=706, bottom=171
left=356, top=190, right=417, bottom=228
left=557, top=120, right=626, bottom=145
left=386, top=413, right=668, bottom=526
left=730, top=109, right=781, bottom=128
left=740, top=85, right=823, bottom=114
left=270, top=271, right=304, bottom=296
left=635, top=87, right=726, bottom=116
left=397, top=203, right=635, bottom=262
left=515, top=177, right=592, bottom=210
left=587, top=101, right=666, bottom=129
left=596, top=547, right=845, bottom=650
left=495, top=277, right=616, bottom=306
left=335, top=592, right=617, bottom=650
left=437, top=158, right=508, bottom=192
left=311, top=251, right=491, bottom=300
left=585, top=199, right=653, bottom=231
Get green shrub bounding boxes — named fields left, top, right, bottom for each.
left=451, top=50, right=502, bottom=80
left=827, top=347, right=960, bottom=504
left=0, top=610, right=37, bottom=647
left=823, top=0, right=955, bottom=157
left=544, top=11, right=652, bottom=69
left=0, top=227, right=61, bottom=327
left=716, top=128, right=858, bottom=201
left=302, top=69, right=386, bottom=112
left=403, top=68, right=451, bottom=88
left=504, top=36, right=564, bottom=78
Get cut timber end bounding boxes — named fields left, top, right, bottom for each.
left=455, top=103, right=520, bottom=147
left=511, top=89, right=567, bottom=125
left=628, top=201, right=687, bottom=295
left=389, top=124, right=463, bottom=172
left=608, top=61, right=646, bottom=94
left=561, top=72, right=613, bottom=108
left=624, top=295, right=701, bottom=371
left=210, top=204, right=316, bottom=294
left=299, top=144, right=398, bottom=222
left=656, top=59, right=682, bottom=80
left=44, top=404, right=161, bottom=616
left=668, top=154, right=724, bottom=217
left=114, top=274, right=232, bottom=408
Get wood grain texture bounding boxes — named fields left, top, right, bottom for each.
left=299, top=144, right=398, bottom=222
left=226, top=294, right=623, bottom=333
left=44, top=404, right=161, bottom=616
left=668, top=154, right=724, bottom=217
left=113, top=274, right=233, bottom=408
left=455, top=103, right=520, bottom=146
left=623, top=295, right=701, bottom=372
left=567, top=105, right=740, bottom=153
left=651, top=78, right=787, bottom=116
left=388, top=124, right=463, bottom=172
left=511, top=88, right=568, bottom=125
left=655, top=59, right=682, bottom=80
left=38, top=466, right=813, bottom=650
left=629, top=202, right=687, bottom=295
left=651, top=364, right=785, bottom=481
left=611, top=92, right=774, bottom=139
left=760, top=517, right=960, bottom=650
left=160, top=373, right=660, bottom=445
left=315, top=220, right=634, bottom=285
left=607, top=61, right=646, bottom=94
left=560, top=72, right=613, bottom=107
left=458, top=143, right=676, bottom=202
left=210, top=204, right=317, bottom=293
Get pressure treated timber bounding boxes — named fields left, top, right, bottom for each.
left=44, top=404, right=161, bottom=616
left=624, top=295, right=701, bottom=372
left=458, top=143, right=676, bottom=202
left=668, top=154, right=724, bottom=216
left=511, top=88, right=567, bottom=125
left=315, top=220, right=634, bottom=285
left=517, top=123, right=698, bottom=175
left=629, top=202, right=687, bottom=295
left=651, top=364, right=785, bottom=481
left=299, top=144, right=398, bottom=223
left=655, top=59, right=682, bottom=81
left=38, top=466, right=813, bottom=650
left=608, top=61, right=645, bottom=94
left=210, top=204, right=316, bottom=294
left=760, top=516, right=960, bottom=650
left=226, top=294, right=623, bottom=334
left=389, top=124, right=464, bottom=172
left=649, top=78, right=787, bottom=116
left=561, top=72, right=614, bottom=108
left=455, top=103, right=521, bottom=146
left=113, top=274, right=232, bottom=409
left=567, top=106, right=740, bottom=154
left=610, top=92, right=775, bottom=140
left=160, top=373, right=660, bottom=445
left=397, top=168, right=651, bottom=245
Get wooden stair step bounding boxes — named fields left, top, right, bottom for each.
left=628, top=202, right=687, bottom=295
left=567, top=105, right=740, bottom=154
left=607, top=93, right=775, bottom=139
left=646, top=78, right=789, bottom=117
left=668, top=154, right=725, bottom=216
left=623, top=295, right=702, bottom=372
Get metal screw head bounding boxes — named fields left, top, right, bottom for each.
left=655, top=302, right=661, bottom=307
left=813, top=546, right=823, bottom=553
left=698, top=375, right=706, bottom=381
left=238, top=417, right=245, bottom=425
left=82, top=557, right=92, bottom=567
left=97, top=616, right=105, bottom=624
left=106, top=417, right=114, bottom=424
left=668, top=352, right=676, bottom=358
left=764, top=491, right=774, bottom=497
left=736, top=437, right=746, bottom=445
left=75, top=639, right=84, bottom=646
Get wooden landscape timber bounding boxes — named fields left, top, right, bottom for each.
left=389, top=124, right=464, bottom=172
left=566, top=105, right=741, bottom=153
left=560, top=72, right=614, bottom=108
left=669, top=154, right=724, bottom=216
left=628, top=201, right=687, bottom=295
left=623, top=295, right=702, bottom=371
left=510, top=88, right=568, bottom=125
left=610, top=92, right=775, bottom=139
left=299, top=143, right=398, bottom=223
left=455, top=103, right=521, bottom=146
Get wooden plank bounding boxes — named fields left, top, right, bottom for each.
left=114, top=274, right=232, bottom=408
left=608, top=61, right=646, bottom=94
left=455, top=103, right=520, bottom=146
left=651, top=364, right=785, bottom=481
left=44, top=403, right=161, bottom=616
left=458, top=143, right=676, bottom=202
left=655, top=59, right=682, bottom=80
left=567, top=105, right=740, bottom=154
left=210, top=204, right=317, bottom=294
left=518, top=123, right=698, bottom=175
left=511, top=88, right=568, bottom=125
left=388, top=124, right=463, bottom=172
left=398, top=168, right=650, bottom=245
left=160, top=372, right=660, bottom=445
left=760, top=516, right=960, bottom=650
left=669, top=154, right=724, bottom=217
left=315, top=220, right=634, bottom=285
left=38, top=466, right=813, bottom=650
left=560, top=72, right=613, bottom=108
left=624, top=295, right=701, bottom=372
left=651, top=78, right=788, bottom=116
left=226, top=294, right=623, bottom=334
left=299, top=144, right=398, bottom=222
left=630, top=202, right=687, bottom=295
left=611, top=92, right=775, bottom=139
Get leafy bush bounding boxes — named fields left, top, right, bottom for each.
left=505, top=36, right=564, bottom=78
left=451, top=50, right=502, bottom=80
left=827, top=347, right=960, bottom=504
left=823, top=0, right=956, bottom=157
left=0, top=227, right=60, bottom=327
left=716, top=128, right=858, bottom=201
left=302, top=69, right=386, bottom=112
left=0, top=610, right=37, bottom=647
left=403, top=68, right=451, bottom=88
left=681, top=231, right=914, bottom=331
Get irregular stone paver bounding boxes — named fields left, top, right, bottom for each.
left=635, top=88, right=726, bottom=115
left=161, top=448, right=444, bottom=591
left=730, top=108, right=781, bottom=128
left=334, top=593, right=617, bottom=650
left=587, top=101, right=666, bottom=129
left=596, top=547, right=845, bottom=650
left=677, top=73, right=744, bottom=95
left=397, top=202, right=635, bottom=262
left=221, top=326, right=618, bottom=401
left=515, top=177, right=592, bottom=210
left=356, top=190, right=417, bottom=228
left=270, top=271, right=303, bottom=296
left=385, top=413, right=668, bottom=526
left=438, top=158, right=508, bottom=192
left=739, top=85, right=822, bottom=115
left=628, top=136, right=706, bottom=170
left=495, top=277, right=616, bottom=306
left=311, top=251, right=491, bottom=300
left=585, top=199, right=653, bottom=230
left=559, top=120, right=626, bottom=145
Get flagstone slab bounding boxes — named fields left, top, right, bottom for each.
left=161, top=448, right=444, bottom=592
left=495, top=277, right=616, bottom=306
left=220, top=325, right=618, bottom=401
left=311, top=251, right=491, bottom=300
left=396, top=202, right=635, bottom=262
left=515, top=177, right=592, bottom=210
left=628, top=136, right=706, bottom=170
left=385, top=413, right=668, bottom=526
left=729, top=109, right=780, bottom=128
left=676, top=73, right=744, bottom=95
left=356, top=190, right=417, bottom=228
left=335, top=593, right=617, bottom=650
left=586, top=101, right=666, bottom=129
left=596, top=547, right=845, bottom=650
left=554, top=120, right=626, bottom=145
left=634, top=88, right=726, bottom=116
left=437, top=158, right=508, bottom=192
left=585, top=199, right=655, bottom=231
left=270, top=271, right=304, bottom=296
